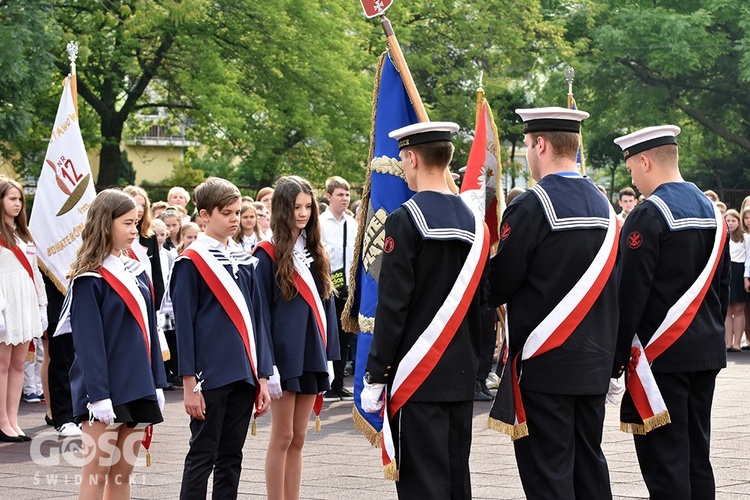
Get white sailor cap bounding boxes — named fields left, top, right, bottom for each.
left=389, top=121, right=459, bottom=150
left=613, top=125, right=681, bottom=160
left=515, top=107, right=589, bottom=134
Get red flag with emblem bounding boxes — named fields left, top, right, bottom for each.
left=360, top=0, right=393, bottom=18
left=460, top=92, right=502, bottom=246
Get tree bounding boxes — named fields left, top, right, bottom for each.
left=553, top=0, right=750, bottom=193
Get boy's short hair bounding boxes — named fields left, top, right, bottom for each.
left=193, top=177, right=241, bottom=214
left=619, top=187, right=636, bottom=200
left=530, top=131, right=580, bottom=160
left=405, top=141, right=455, bottom=168
left=325, top=176, right=350, bottom=195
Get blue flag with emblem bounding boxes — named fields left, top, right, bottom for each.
left=342, top=52, right=418, bottom=445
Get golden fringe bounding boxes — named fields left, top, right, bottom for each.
left=341, top=52, right=386, bottom=335
left=314, top=415, right=321, bottom=432
left=370, top=156, right=405, bottom=178
left=352, top=406, right=382, bottom=447
left=383, top=461, right=399, bottom=481
left=145, top=450, right=152, bottom=467
left=251, top=418, right=257, bottom=436
left=487, top=417, right=529, bottom=441
left=38, top=259, right=68, bottom=295
left=620, top=411, right=671, bottom=435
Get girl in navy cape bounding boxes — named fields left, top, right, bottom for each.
left=254, top=176, right=339, bottom=500
left=65, top=189, right=167, bottom=499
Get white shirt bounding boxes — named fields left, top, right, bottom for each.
left=729, top=232, right=750, bottom=278
left=319, top=208, right=356, bottom=285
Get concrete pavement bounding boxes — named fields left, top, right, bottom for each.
left=2, top=352, right=749, bottom=499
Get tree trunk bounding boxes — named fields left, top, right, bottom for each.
left=97, top=115, right=124, bottom=189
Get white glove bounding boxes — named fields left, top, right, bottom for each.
left=39, top=305, right=48, bottom=332
left=155, top=388, right=165, bottom=412
left=268, top=365, right=282, bottom=400
left=327, top=360, right=335, bottom=386
left=156, top=312, right=166, bottom=329
left=606, top=377, right=625, bottom=405
left=88, top=398, right=116, bottom=425
left=361, top=377, right=385, bottom=413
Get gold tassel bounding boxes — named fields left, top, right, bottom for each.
left=620, top=411, right=671, bottom=435
left=314, top=415, right=321, bottom=432
left=383, top=461, right=399, bottom=481
left=251, top=417, right=257, bottom=436
left=145, top=450, right=152, bottom=467
left=351, top=406, right=382, bottom=447
left=487, top=417, right=529, bottom=441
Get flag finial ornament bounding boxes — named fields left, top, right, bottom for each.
left=67, top=41, right=78, bottom=75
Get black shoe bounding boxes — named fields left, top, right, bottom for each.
left=18, top=433, right=31, bottom=442
left=45, top=415, right=54, bottom=427
left=0, top=429, right=24, bottom=443
left=322, top=390, right=340, bottom=402
left=337, top=387, right=355, bottom=401
left=164, top=384, right=176, bottom=391
left=474, top=381, right=493, bottom=402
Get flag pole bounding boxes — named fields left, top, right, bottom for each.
left=565, top=66, right=586, bottom=175
left=476, top=71, right=484, bottom=130
left=379, top=15, right=458, bottom=193
left=66, top=41, right=79, bottom=114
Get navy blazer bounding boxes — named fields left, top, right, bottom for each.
left=254, top=247, right=340, bottom=381
left=170, top=255, right=273, bottom=390
left=69, top=270, right=168, bottom=417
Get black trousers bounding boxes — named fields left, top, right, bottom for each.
left=393, top=400, right=473, bottom=500
left=331, top=295, right=353, bottom=391
left=634, top=370, right=719, bottom=500
left=180, top=381, right=256, bottom=500
left=48, top=325, right=77, bottom=427
left=164, top=329, right=178, bottom=379
left=477, top=307, right=496, bottom=382
left=514, top=391, right=611, bottom=500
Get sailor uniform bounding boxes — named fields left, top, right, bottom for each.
left=253, top=232, right=340, bottom=394
left=366, top=191, right=489, bottom=499
left=67, top=255, right=167, bottom=424
left=171, top=233, right=273, bottom=500
left=488, top=173, right=618, bottom=499
left=616, top=182, right=729, bottom=499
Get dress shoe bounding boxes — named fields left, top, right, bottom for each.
left=474, top=381, right=493, bottom=402
left=0, top=429, right=24, bottom=443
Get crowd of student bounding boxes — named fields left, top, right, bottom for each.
left=0, top=174, right=367, bottom=499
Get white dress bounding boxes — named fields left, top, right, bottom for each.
left=0, top=236, right=47, bottom=345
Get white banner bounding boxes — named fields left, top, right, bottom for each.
left=29, top=76, right=96, bottom=293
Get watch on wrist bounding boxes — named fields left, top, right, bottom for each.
left=364, top=371, right=374, bottom=384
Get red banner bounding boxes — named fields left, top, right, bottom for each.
left=360, top=0, right=393, bottom=18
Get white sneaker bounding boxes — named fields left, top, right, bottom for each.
left=485, top=372, right=500, bottom=390
left=55, top=422, right=82, bottom=437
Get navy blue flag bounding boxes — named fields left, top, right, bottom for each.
left=343, top=52, right=418, bottom=445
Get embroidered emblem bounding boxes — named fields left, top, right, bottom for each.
left=362, top=207, right=388, bottom=279
left=627, top=231, right=643, bottom=249
left=500, top=222, right=511, bottom=241
left=384, top=236, right=395, bottom=254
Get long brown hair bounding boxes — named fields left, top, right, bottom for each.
left=67, top=189, right=137, bottom=279
left=0, top=178, right=33, bottom=248
left=725, top=209, right=745, bottom=243
left=271, top=176, right=332, bottom=301
left=234, top=203, right=262, bottom=244
left=123, top=185, right=154, bottom=238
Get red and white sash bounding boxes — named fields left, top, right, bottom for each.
left=0, top=235, right=35, bottom=282
left=99, top=256, right=152, bottom=359
left=127, top=240, right=153, bottom=279
left=380, top=212, right=489, bottom=480
left=181, top=239, right=259, bottom=383
left=490, top=206, right=619, bottom=440
left=622, top=205, right=726, bottom=434
left=254, top=240, right=328, bottom=349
